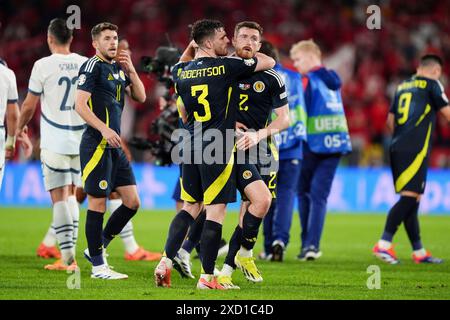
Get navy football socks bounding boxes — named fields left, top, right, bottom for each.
left=382, top=196, right=417, bottom=242
left=164, top=210, right=194, bottom=259
left=102, top=204, right=137, bottom=248
left=241, top=210, right=263, bottom=250
left=86, top=210, right=104, bottom=266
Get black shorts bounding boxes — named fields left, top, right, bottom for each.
left=390, top=150, right=428, bottom=194
left=80, top=143, right=136, bottom=198
left=236, top=162, right=278, bottom=200
left=181, top=152, right=236, bottom=205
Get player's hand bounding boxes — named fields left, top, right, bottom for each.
left=190, top=40, right=199, bottom=50
left=5, top=145, right=14, bottom=160
left=17, top=131, right=33, bottom=159
left=101, top=127, right=121, bottom=148
left=237, top=130, right=260, bottom=150
left=236, top=121, right=248, bottom=133
left=5, top=134, right=16, bottom=160
left=118, top=51, right=136, bottom=75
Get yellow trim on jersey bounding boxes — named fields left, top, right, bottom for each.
left=88, top=97, right=93, bottom=111
left=116, top=84, right=121, bottom=101
left=415, top=104, right=431, bottom=126
left=269, top=140, right=279, bottom=161
left=180, top=177, right=197, bottom=202
left=225, top=86, right=233, bottom=118
left=176, top=96, right=184, bottom=118
left=203, top=150, right=235, bottom=205
left=95, top=55, right=105, bottom=62
left=81, top=107, right=110, bottom=183
left=395, top=123, right=432, bottom=192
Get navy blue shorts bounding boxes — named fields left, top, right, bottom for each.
left=236, top=162, right=277, bottom=200
left=80, top=142, right=136, bottom=198
left=390, top=150, right=428, bottom=194
left=180, top=152, right=236, bottom=205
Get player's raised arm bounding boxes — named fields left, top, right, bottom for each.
left=254, top=52, right=275, bottom=72
left=75, top=89, right=121, bottom=148
left=119, top=51, right=146, bottom=103
left=179, top=40, right=198, bottom=62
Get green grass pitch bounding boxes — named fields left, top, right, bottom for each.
left=0, top=207, right=449, bottom=300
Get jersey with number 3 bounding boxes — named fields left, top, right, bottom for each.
left=28, top=53, right=88, bottom=155
left=390, top=75, right=449, bottom=154
left=172, top=56, right=258, bottom=151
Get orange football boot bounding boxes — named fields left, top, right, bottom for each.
left=37, top=243, right=61, bottom=259
left=44, top=259, right=78, bottom=271
left=125, top=247, right=162, bottom=261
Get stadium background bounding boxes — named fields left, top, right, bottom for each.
left=1, top=0, right=450, bottom=301
left=1, top=0, right=450, bottom=213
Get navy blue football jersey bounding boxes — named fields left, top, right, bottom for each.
left=390, top=75, right=449, bottom=153
left=77, top=55, right=130, bottom=143
left=236, top=68, right=288, bottom=130
left=172, top=56, right=258, bottom=151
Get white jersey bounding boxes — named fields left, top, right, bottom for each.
left=28, top=53, right=88, bottom=155
left=0, top=63, right=18, bottom=128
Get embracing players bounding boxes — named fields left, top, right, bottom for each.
left=154, top=19, right=276, bottom=289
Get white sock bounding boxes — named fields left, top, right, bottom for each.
left=109, top=199, right=139, bottom=254
left=178, top=248, right=190, bottom=259
left=238, top=246, right=253, bottom=258
left=221, top=263, right=234, bottom=277
left=42, top=225, right=57, bottom=247
left=200, top=273, right=213, bottom=281
left=161, top=256, right=173, bottom=269
left=53, top=201, right=74, bottom=265
left=414, top=248, right=427, bottom=257
left=67, top=195, right=79, bottom=258
left=378, top=240, right=392, bottom=250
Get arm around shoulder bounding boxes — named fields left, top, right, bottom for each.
left=254, top=52, right=275, bottom=72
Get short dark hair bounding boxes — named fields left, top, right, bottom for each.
left=191, top=19, right=224, bottom=45
left=48, top=18, right=73, bottom=45
left=420, top=54, right=443, bottom=67
left=234, top=21, right=263, bottom=37
left=259, top=40, right=279, bottom=62
left=91, top=22, right=118, bottom=40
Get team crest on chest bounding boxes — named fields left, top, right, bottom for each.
left=253, top=81, right=265, bottom=93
